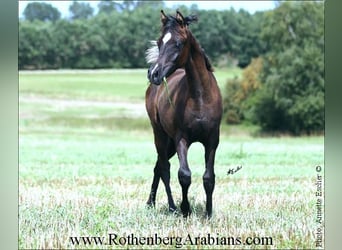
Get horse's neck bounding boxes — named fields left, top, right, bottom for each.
left=185, top=35, right=213, bottom=101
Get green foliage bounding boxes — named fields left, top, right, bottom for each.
left=223, top=77, right=242, bottom=124
left=19, top=2, right=265, bottom=70
left=223, top=58, right=263, bottom=124
left=23, top=2, right=61, bottom=22
left=188, top=8, right=265, bottom=68
left=69, top=1, right=94, bottom=20
left=231, top=10, right=267, bottom=68
left=97, top=0, right=122, bottom=15
left=222, top=2, right=324, bottom=134
left=253, top=2, right=324, bottom=135
left=223, top=2, right=324, bottom=134
left=19, top=21, right=60, bottom=69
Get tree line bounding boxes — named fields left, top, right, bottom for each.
left=19, top=1, right=324, bottom=135
left=19, top=1, right=265, bottom=69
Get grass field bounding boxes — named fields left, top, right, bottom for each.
left=19, top=69, right=324, bottom=249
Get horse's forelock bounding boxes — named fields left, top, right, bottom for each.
left=145, top=40, right=159, bottom=64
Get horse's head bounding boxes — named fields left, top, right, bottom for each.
left=146, top=10, right=198, bottom=85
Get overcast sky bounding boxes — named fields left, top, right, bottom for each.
left=18, top=1, right=276, bottom=18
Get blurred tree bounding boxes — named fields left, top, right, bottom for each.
left=233, top=10, right=267, bottom=67
left=69, top=1, right=94, bottom=20
left=19, top=21, right=59, bottom=69
left=19, top=3, right=269, bottom=70
left=189, top=8, right=265, bottom=68
left=98, top=0, right=121, bottom=14
left=23, top=2, right=61, bottom=22
left=252, top=2, right=324, bottom=134
left=190, top=9, right=229, bottom=65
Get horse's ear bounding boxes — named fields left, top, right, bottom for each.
left=161, top=10, right=168, bottom=25
left=176, top=10, right=185, bottom=26
left=184, top=14, right=198, bottom=26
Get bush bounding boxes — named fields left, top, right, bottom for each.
left=223, top=77, right=242, bottom=124
left=223, top=57, right=263, bottom=124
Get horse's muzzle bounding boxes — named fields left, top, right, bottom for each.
left=148, top=64, right=162, bottom=85
left=148, top=63, right=174, bottom=85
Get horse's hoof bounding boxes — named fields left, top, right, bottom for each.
left=182, top=212, right=191, bottom=218
left=146, top=201, right=155, bottom=208
left=180, top=202, right=191, bottom=217
left=204, top=211, right=212, bottom=220
left=181, top=208, right=192, bottom=218
left=169, top=206, right=178, bottom=214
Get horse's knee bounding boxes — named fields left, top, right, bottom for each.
left=178, top=168, right=191, bottom=187
left=203, top=173, right=215, bottom=193
left=157, top=160, right=171, bottom=182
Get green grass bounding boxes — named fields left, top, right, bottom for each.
left=19, top=69, right=324, bottom=249
left=19, top=68, right=241, bottom=101
left=19, top=69, right=150, bottom=101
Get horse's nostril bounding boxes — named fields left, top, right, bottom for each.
left=151, top=70, right=158, bottom=82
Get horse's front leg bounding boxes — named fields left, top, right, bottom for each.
left=159, top=155, right=177, bottom=212
left=148, top=130, right=177, bottom=212
left=203, top=137, right=219, bottom=218
left=146, top=161, right=161, bottom=208
left=176, top=138, right=192, bottom=217
left=147, top=157, right=176, bottom=212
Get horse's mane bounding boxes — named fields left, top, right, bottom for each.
left=145, top=40, right=159, bottom=64
left=201, top=48, right=214, bottom=72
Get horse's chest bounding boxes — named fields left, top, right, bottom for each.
left=184, top=106, right=216, bottom=133
left=187, top=111, right=209, bottom=128
left=158, top=96, right=221, bottom=140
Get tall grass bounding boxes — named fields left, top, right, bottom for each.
left=19, top=69, right=324, bottom=249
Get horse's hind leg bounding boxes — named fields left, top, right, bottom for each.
left=147, top=129, right=176, bottom=212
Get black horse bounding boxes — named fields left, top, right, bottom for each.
left=145, top=10, right=222, bottom=218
